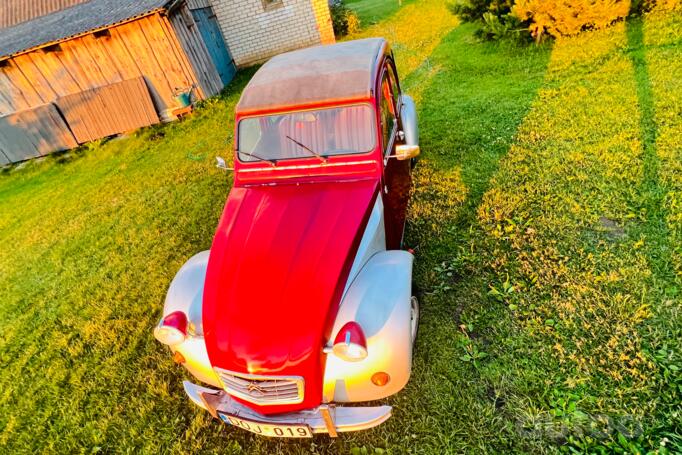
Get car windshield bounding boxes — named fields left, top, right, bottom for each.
left=238, top=105, right=376, bottom=163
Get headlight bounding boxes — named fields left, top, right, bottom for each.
left=332, top=321, right=368, bottom=362
left=154, top=311, right=188, bottom=346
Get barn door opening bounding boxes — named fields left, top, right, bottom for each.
left=191, top=7, right=236, bottom=86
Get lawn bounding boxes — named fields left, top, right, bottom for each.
left=345, top=0, right=415, bottom=27
left=1, top=0, right=680, bottom=453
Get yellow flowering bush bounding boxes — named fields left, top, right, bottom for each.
left=512, top=0, right=631, bottom=40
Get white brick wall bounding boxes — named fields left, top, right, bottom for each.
left=211, top=0, right=334, bottom=67
left=311, top=0, right=335, bottom=44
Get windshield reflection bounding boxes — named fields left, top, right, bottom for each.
left=238, top=105, right=376, bottom=163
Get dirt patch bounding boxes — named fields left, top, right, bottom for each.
left=486, top=385, right=506, bottom=410
left=599, top=216, right=626, bottom=239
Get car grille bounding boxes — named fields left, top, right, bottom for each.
left=214, top=368, right=304, bottom=405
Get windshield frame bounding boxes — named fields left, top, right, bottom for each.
left=235, top=102, right=378, bottom=165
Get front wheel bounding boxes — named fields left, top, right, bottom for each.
left=410, top=296, right=419, bottom=344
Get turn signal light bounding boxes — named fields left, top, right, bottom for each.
left=172, top=350, right=186, bottom=364
left=332, top=321, right=368, bottom=362
left=153, top=311, right=188, bottom=346
left=371, top=372, right=391, bottom=386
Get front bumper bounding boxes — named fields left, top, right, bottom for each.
left=183, top=381, right=392, bottom=436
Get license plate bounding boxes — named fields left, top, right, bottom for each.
left=219, top=413, right=312, bottom=438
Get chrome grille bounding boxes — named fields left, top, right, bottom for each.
left=215, top=368, right=304, bottom=405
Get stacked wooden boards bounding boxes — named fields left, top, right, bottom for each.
left=0, top=103, right=76, bottom=164
left=55, top=77, right=159, bottom=143
left=0, top=77, right=159, bottom=163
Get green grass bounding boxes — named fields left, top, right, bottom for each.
left=1, top=1, right=681, bottom=453
left=345, top=0, right=415, bottom=28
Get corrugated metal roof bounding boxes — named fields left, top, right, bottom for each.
left=0, top=0, right=171, bottom=59
left=0, top=0, right=90, bottom=29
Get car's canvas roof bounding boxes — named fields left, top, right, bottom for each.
left=236, top=38, right=387, bottom=114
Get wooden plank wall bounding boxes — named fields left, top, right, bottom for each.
left=55, top=77, right=159, bottom=143
left=186, top=0, right=212, bottom=9
left=168, top=3, right=223, bottom=98
left=0, top=103, right=77, bottom=164
left=0, top=12, right=201, bottom=120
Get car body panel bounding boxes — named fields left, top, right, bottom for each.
left=341, top=196, right=386, bottom=299
left=202, top=179, right=379, bottom=414
left=162, top=251, right=221, bottom=387
left=323, top=251, right=414, bottom=402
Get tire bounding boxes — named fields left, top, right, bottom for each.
left=410, top=295, right=420, bottom=345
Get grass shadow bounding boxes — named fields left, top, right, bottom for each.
left=374, top=25, right=555, bottom=452
left=625, top=15, right=681, bottom=441
left=625, top=17, right=676, bottom=284
left=405, top=25, right=552, bottom=264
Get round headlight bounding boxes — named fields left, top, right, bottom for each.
left=332, top=321, right=368, bottom=362
left=154, top=311, right=188, bottom=346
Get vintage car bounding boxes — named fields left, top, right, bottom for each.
left=154, top=37, right=420, bottom=437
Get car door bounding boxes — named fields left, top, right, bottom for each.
left=379, top=59, right=412, bottom=250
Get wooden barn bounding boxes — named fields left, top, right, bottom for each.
left=0, top=0, right=238, bottom=164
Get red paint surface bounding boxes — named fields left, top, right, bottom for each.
left=203, top=179, right=379, bottom=414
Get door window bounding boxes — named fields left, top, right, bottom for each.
left=385, top=62, right=401, bottom=114
left=379, top=67, right=398, bottom=154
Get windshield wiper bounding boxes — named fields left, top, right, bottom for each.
left=285, top=135, right=327, bottom=163
left=238, top=150, right=277, bottom=166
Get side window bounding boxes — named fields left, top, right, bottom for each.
left=379, top=69, right=397, bottom=154
left=386, top=62, right=401, bottom=113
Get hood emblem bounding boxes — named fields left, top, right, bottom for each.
left=247, top=382, right=266, bottom=397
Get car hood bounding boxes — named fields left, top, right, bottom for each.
left=202, top=179, right=379, bottom=414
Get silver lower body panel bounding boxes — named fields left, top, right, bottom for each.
left=182, top=381, right=392, bottom=435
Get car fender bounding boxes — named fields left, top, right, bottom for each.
left=323, top=250, right=414, bottom=403
left=162, top=251, right=221, bottom=388
left=342, top=196, right=386, bottom=299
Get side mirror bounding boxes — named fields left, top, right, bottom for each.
left=394, top=144, right=420, bottom=161
left=215, top=156, right=233, bottom=171
left=399, top=94, right=419, bottom=146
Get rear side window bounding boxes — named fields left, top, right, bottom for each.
left=386, top=62, right=401, bottom=112
left=379, top=70, right=398, bottom=153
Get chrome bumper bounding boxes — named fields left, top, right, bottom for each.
left=182, top=381, right=392, bottom=436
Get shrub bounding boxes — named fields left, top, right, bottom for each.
left=449, top=0, right=527, bottom=40
left=512, top=0, right=631, bottom=40
left=448, top=0, right=514, bottom=22
left=450, top=0, right=645, bottom=41
left=329, top=0, right=361, bottom=36
left=346, top=8, right=360, bottom=34
left=479, top=11, right=528, bottom=40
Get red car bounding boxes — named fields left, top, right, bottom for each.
left=154, top=37, right=420, bottom=437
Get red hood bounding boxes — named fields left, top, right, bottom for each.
left=203, top=179, right=379, bottom=414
